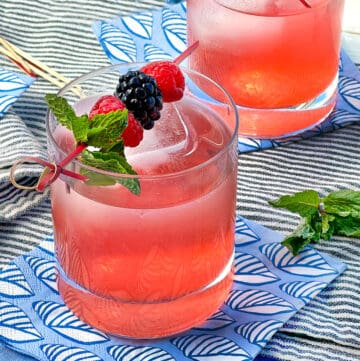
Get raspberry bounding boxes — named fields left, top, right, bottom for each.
left=141, top=61, right=185, bottom=102
left=121, top=114, right=144, bottom=147
left=89, top=95, right=124, bottom=119
left=89, top=95, right=143, bottom=147
left=115, top=71, right=163, bottom=130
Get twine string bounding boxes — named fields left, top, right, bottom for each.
left=10, top=156, right=88, bottom=192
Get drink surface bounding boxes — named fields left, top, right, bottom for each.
left=214, top=0, right=331, bottom=16
left=187, top=0, right=344, bottom=137
left=51, top=95, right=237, bottom=337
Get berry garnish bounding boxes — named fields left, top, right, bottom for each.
left=89, top=95, right=143, bottom=147
left=11, top=43, right=201, bottom=194
left=115, top=71, right=163, bottom=130
left=89, top=94, right=124, bottom=119
left=43, top=94, right=140, bottom=195
left=141, top=61, right=185, bottom=103
left=121, top=114, right=144, bottom=147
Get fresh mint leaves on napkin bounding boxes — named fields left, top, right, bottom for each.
left=269, top=190, right=360, bottom=255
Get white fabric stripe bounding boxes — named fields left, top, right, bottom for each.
left=262, top=333, right=360, bottom=361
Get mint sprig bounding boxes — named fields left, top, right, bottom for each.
left=45, top=94, right=140, bottom=195
left=269, top=189, right=360, bottom=255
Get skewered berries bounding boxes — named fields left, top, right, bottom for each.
left=115, top=71, right=163, bottom=130
left=141, top=61, right=185, bottom=102
left=89, top=95, right=143, bottom=147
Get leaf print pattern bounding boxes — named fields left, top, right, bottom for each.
left=235, top=219, right=261, bottom=247
left=338, top=75, right=360, bottom=110
left=144, top=44, right=172, bottom=62
left=260, top=243, right=337, bottom=277
left=193, top=311, right=235, bottom=331
left=122, top=13, right=153, bottom=39
left=0, top=263, right=34, bottom=298
left=234, top=252, right=279, bottom=285
left=33, top=301, right=109, bottom=344
left=0, top=69, right=34, bottom=116
left=24, top=256, right=58, bottom=293
left=280, top=281, right=328, bottom=303
left=108, top=345, right=175, bottom=361
left=40, top=343, right=102, bottom=361
left=97, top=22, right=137, bottom=63
left=171, top=334, right=251, bottom=361
left=161, top=8, right=186, bottom=53
left=320, top=109, right=358, bottom=132
left=226, top=290, right=295, bottom=315
left=0, top=301, right=42, bottom=343
left=235, top=320, right=284, bottom=347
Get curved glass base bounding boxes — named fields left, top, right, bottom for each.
left=237, top=74, right=338, bottom=139
left=55, top=257, right=234, bottom=339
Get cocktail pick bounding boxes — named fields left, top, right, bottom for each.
left=298, top=0, right=312, bottom=7
left=173, top=40, right=199, bottom=65
left=9, top=42, right=201, bottom=192
left=9, top=153, right=88, bottom=192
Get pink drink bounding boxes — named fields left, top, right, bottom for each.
left=47, top=65, right=238, bottom=338
left=187, top=0, right=345, bottom=138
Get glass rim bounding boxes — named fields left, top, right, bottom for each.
left=46, top=62, right=239, bottom=181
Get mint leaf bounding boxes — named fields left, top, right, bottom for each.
left=45, top=94, right=90, bottom=143
left=321, top=213, right=336, bottom=240
left=108, top=141, right=124, bottom=154
left=45, top=93, right=77, bottom=129
left=281, top=213, right=325, bottom=255
left=282, top=235, right=311, bottom=256
left=333, top=216, right=360, bottom=237
left=80, top=171, right=117, bottom=187
left=323, top=189, right=360, bottom=218
left=71, top=114, right=90, bottom=143
left=81, top=150, right=140, bottom=195
left=269, top=190, right=320, bottom=217
left=87, top=110, right=128, bottom=151
left=281, top=216, right=317, bottom=255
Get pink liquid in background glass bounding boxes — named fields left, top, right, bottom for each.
left=51, top=95, right=237, bottom=338
left=187, top=0, right=345, bottom=138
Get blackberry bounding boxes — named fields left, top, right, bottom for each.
left=115, top=71, right=163, bottom=130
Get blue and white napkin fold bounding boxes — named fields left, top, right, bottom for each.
left=92, top=2, right=360, bottom=153
left=0, top=216, right=346, bottom=361
left=0, top=68, right=34, bottom=117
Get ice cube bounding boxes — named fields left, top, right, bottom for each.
left=126, top=96, right=230, bottom=175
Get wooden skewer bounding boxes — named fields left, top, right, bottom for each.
left=0, top=46, right=34, bottom=76
left=2, top=38, right=70, bottom=84
left=0, top=38, right=35, bottom=76
left=0, top=37, right=83, bottom=97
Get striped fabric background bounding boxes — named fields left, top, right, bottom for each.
left=0, top=0, right=359, bottom=360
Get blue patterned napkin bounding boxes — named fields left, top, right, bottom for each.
left=0, top=216, right=345, bottom=361
left=92, top=2, right=360, bottom=153
left=0, top=68, right=34, bottom=117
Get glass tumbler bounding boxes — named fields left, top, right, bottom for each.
left=46, top=63, right=239, bottom=339
left=187, top=0, right=345, bottom=138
